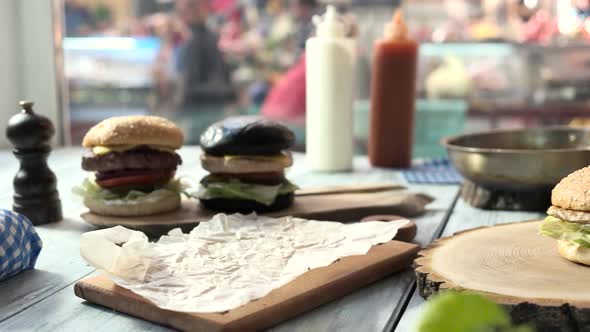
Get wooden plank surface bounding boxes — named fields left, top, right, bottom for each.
left=0, top=148, right=459, bottom=332
left=394, top=198, right=544, bottom=331
left=0, top=148, right=97, bottom=321
left=0, top=185, right=456, bottom=332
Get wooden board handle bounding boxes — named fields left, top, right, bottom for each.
left=295, top=184, right=405, bottom=197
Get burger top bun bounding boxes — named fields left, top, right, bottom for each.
left=82, top=116, right=184, bottom=149
left=551, top=166, right=590, bottom=212
left=200, top=116, right=294, bottom=157
left=557, top=240, right=590, bottom=266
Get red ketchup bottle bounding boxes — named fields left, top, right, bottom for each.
left=368, top=9, right=418, bottom=168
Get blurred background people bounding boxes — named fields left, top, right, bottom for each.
left=173, top=0, right=237, bottom=141
left=175, top=0, right=235, bottom=107
left=261, top=54, right=307, bottom=126
left=62, top=0, right=590, bottom=153
left=291, top=0, right=318, bottom=58
left=262, top=3, right=357, bottom=127
left=148, top=13, right=188, bottom=115
left=65, top=0, right=95, bottom=36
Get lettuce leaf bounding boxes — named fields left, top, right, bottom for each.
left=539, top=216, right=590, bottom=248
left=194, top=179, right=298, bottom=206
left=72, top=178, right=190, bottom=203
left=417, top=291, right=533, bottom=332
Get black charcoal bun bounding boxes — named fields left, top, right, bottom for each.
left=199, top=192, right=294, bottom=214
left=200, top=116, right=295, bottom=156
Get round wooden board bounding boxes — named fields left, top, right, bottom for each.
left=415, top=221, right=590, bottom=332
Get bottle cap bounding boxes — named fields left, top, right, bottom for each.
left=384, top=9, right=409, bottom=40
left=314, top=5, right=345, bottom=38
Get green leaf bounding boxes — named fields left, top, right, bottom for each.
left=417, top=292, right=534, bottom=332
left=539, top=216, right=590, bottom=248
left=72, top=177, right=191, bottom=203
left=194, top=178, right=298, bottom=206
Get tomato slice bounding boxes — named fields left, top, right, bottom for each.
left=96, top=170, right=174, bottom=189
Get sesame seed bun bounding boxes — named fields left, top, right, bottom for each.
left=82, top=116, right=184, bottom=149
left=551, top=166, right=590, bottom=212
left=557, top=240, right=590, bottom=266
left=84, top=191, right=181, bottom=217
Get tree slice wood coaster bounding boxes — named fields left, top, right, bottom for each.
left=461, top=180, right=551, bottom=211
left=414, top=221, right=590, bottom=332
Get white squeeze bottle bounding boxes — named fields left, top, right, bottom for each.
left=305, top=5, right=356, bottom=172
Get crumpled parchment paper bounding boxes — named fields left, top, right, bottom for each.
left=80, top=214, right=409, bottom=313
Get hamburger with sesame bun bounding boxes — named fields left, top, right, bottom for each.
left=76, top=116, right=185, bottom=216
left=540, top=166, right=590, bottom=266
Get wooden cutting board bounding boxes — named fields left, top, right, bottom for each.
left=415, top=221, right=590, bottom=332
left=81, top=184, right=433, bottom=237
left=75, top=222, right=420, bottom=332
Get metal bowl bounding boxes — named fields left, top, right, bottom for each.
left=443, top=126, right=590, bottom=191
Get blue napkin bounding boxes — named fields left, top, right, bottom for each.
left=0, top=209, right=43, bottom=281
left=402, top=158, right=463, bottom=184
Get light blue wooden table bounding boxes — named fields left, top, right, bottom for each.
left=0, top=147, right=515, bottom=332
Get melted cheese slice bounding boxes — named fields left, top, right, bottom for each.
left=92, top=145, right=176, bottom=155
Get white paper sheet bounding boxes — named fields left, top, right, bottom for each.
left=80, top=214, right=409, bottom=313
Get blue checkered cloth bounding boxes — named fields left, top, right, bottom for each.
left=0, top=210, right=42, bottom=281
left=402, top=158, right=463, bottom=184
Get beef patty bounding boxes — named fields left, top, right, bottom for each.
left=82, top=149, right=182, bottom=172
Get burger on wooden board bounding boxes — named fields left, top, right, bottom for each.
left=76, top=116, right=185, bottom=216
left=540, top=166, right=590, bottom=266
left=196, top=116, right=298, bottom=213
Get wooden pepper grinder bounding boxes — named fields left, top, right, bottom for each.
left=6, top=101, right=62, bottom=225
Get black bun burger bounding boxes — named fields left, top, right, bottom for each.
left=196, top=116, right=298, bottom=213
left=77, top=116, right=184, bottom=216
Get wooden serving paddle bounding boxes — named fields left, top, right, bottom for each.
left=415, top=221, right=590, bottom=332
left=81, top=184, right=432, bottom=237
left=75, top=220, right=419, bottom=332
left=361, top=214, right=417, bottom=243
left=295, top=184, right=404, bottom=196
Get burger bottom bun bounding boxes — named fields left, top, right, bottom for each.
left=557, top=240, right=590, bottom=266
left=84, top=192, right=181, bottom=217
left=199, top=192, right=294, bottom=214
